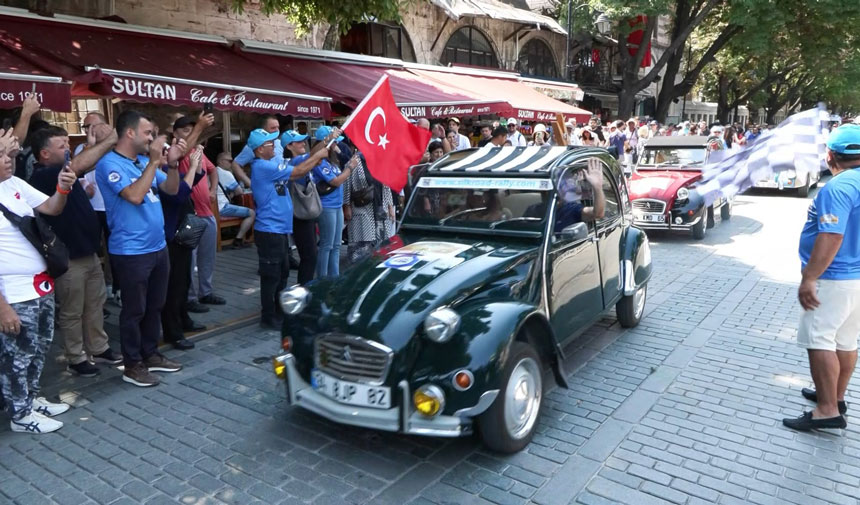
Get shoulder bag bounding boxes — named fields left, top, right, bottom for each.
left=350, top=167, right=375, bottom=207
left=290, top=177, right=322, bottom=220
left=174, top=212, right=208, bottom=249
left=0, top=202, right=69, bottom=278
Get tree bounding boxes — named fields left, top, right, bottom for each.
left=231, top=0, right=411, bottom=36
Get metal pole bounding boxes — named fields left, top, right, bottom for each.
left=565, top=0, right=572, bottom=80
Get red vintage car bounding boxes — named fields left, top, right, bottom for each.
left=627, top=136, right=731, bottom=239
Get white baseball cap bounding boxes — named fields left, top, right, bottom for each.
left=506, top=118, right=518, bottom=126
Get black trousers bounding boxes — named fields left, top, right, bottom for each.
left=256, top=230, right=290, bottom=322
left=293, top=217, right=317, bottom=285
left=111, top=248, right=169, bottom=366
left=161, top=241, right=193, bottom=343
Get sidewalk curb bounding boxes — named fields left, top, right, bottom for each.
left=165, top=312, right=261, bottom=351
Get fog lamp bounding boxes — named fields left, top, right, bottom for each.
left=413, top=384, right=445, bottom=417
left=674, top=217, right=683, bottom=225
left=272, top=355, right=287, bottom=379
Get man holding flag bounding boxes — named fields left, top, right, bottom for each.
left=784, top=124, right=860, bottom=431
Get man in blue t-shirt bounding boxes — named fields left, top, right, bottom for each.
left=231, top=115, right=282, bottom=188
left=95, top=110, right=186, bottom=388
left=248, top=128, right=329, bottom=329
left=784, top=124, right=860, bottom=432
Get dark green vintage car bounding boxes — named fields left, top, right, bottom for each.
left=273, top=145, right=652, bottom=453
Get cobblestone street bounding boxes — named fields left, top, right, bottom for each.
left=2, top=188, right=860, bottom=505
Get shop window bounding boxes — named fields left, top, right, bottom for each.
left=517, top=39, right=558, bottom=78
left=41, top=99, right=104, bottom=136
left=341, top=22, right=416, bottom=62
left=441, top=27, right=499, bottom=69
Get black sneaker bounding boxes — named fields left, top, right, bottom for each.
left=200, top=294, right=226, bottom=305
left=801, top=388, right=848, bottom=414
left=92, top=348, right=123, bottom=365
left=67, top=361, right=100, bottom=377
left=187, top=301, right=210, bottom=313
left=783, top=411, right=846, bottom=431
left=122, top=362, right=159, bottom=387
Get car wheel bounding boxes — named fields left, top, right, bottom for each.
left=692, top=213, right=706, bottom=240
left=616, top=284, right=647, bottom=328
left=706, top=206, right=716, bottom=228
left=798, top=178, right=810, bottom=198
left=720, top=201, right=732, bottom=221
left=478, top=341, right=542, bottom=454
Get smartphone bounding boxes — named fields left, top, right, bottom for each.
left=203, top=102, right=214, bottom=114
left=1, top=118, right=11, bottom=130
left=64, top=150, right=71, bottom=166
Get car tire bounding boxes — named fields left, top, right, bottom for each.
left=706, top=206, right=716, bottom=228
left=798, top=178, right=810, bottom=198
left=720, top=201, right=732, bottom=221
left=692, top=213, right=706, bottom=240
left=616, top=284, right=647, bottom=328
left=478, top=341, right=542, bottom=454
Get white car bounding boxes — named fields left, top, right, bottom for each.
left=753, top=169, right=820, bottom=197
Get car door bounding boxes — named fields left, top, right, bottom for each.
left=594, top=162, right=623, bottom=307
left=547, top=162, right=604, bottom=343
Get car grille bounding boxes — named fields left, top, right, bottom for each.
left=632, top=199, right=666, bottom=214
left=314, top=333, right=392, bottom=384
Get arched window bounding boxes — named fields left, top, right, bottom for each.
left=441, top=27, right=498, bottom=68
left=517, top=39, right=558, bottom=78
left=340, top=22, right=416, bottom=62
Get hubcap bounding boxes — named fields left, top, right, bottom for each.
left=504, top=357, right=542, bottom=440
left=633, top=285, right=647, bottom=319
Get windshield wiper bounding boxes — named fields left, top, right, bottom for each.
left=439, top=207, right=488, bottom=225
left=488, top=217, right=543, bottom=229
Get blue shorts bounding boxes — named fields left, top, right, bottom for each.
left=220, top=204, right=252, bottom=218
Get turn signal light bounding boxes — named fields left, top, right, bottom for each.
left=281, top=337, right=292, bottom=352
left=688, top=210, right=694, bottom=216
left=454, top=371, right=473, bottom=390
left=413, top=385, right=445, bottom=417
left=272, top=356, right=286, bottom=379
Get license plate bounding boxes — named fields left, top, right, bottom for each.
left=755, top=180, right=779, bottom=188
left=635, top=213, right=665, bottom=223
left=311, top=370, right=391, bottom=409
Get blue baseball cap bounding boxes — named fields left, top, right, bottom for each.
left=827, top=124, right=860, bottom=154
left=281, top=130, right=308, bottom=145
left=314, top=125, right=343, bottom=143
left=246, top=129, right=279, bottom=150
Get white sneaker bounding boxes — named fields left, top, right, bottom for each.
left=10, top=412, right=63, bottom=434
left=33, top=397, right=70, bottom=417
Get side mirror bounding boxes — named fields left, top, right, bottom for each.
left=559, top=222, right=589, bottom=242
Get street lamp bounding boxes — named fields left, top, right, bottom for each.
left=594, top=13, right=612, bottom=36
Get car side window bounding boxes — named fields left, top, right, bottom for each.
left=600, top=166, right=621, bottom=221
left=554, top=163, right=595, bottom=237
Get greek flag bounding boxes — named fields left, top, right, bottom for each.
left=693, top=104, right=831, bottom=205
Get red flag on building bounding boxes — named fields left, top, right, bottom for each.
left=342, top=75, right=432, bottom=192
left=627, top=15, right=652, bottom=68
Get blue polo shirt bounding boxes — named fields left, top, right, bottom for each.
left=250, top=156, right=294, bottom=234
left=96, top=151, right=167, bottom=255
left=312, top=159, right=343, bottom=208
left=799, top=169, right=860, bottom=279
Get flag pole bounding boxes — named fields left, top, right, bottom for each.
left=341, top=74, right=391, bottom=131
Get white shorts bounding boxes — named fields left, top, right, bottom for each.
left=797, top=279, right=860, bottom=352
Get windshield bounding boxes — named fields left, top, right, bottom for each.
left=402, top=177, right=553, bottom=234
left=638, top=147, right=706, bottom=169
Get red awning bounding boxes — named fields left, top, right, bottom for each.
left=0, top=45, right=71, bottom=111
left=236, top=43, right=509, bottom=119
left=0, top=13, right=332, bottom=117
left=409, top=68, right=592, bottom=124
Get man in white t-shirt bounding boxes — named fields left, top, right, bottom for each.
left=447, top=117, right=472, bottom=150
left=506, top=118, right=527, bottom=146
left=215, top=152, right=255, bottom=248
left=0, top=129, right=77, bottom=434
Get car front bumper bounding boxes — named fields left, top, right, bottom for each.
left=633, top=210, right=703, bottom=231
left=273, top=353, right=473, bottom=437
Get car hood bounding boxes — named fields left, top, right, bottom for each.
left=308, top=235, right=539, bottom=351
left=628, top=169, right=702, bottom=201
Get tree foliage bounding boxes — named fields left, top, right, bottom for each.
left=232, top=0, right=413, bottom=36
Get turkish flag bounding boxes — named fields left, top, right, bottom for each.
left=342, top=75, right=432, bottom=192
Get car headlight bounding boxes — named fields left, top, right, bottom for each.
left=424, top=307, right=460, bottom=343
left=676, top=187, right=689, bottom=200
left=279, top=285, right=309, bottom=315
